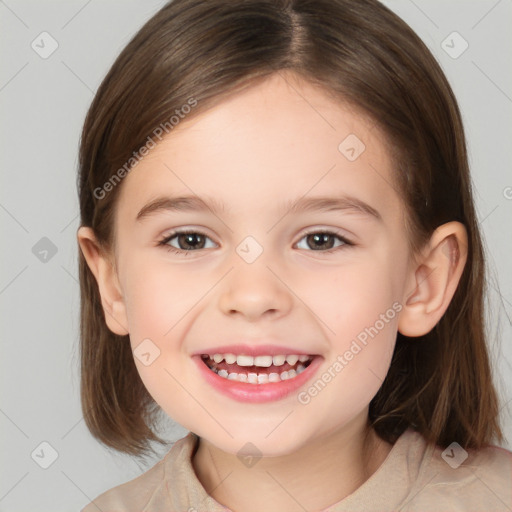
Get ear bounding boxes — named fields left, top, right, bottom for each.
left=398, top=221, right=468, bottom=337
left=77, top=226, right=129, bottom=336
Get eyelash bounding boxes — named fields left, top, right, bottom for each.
left=157, top=228, right=354, bottom=256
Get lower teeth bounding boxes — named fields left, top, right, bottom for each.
left=209, top=364, right=307, bottom=384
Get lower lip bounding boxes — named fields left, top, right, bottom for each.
left=193, top=355, right=323, bottom=403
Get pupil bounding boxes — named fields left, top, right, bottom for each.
left=308, top=233, right=333, bottom=250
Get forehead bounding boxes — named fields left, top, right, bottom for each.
left=115, top=72, right=400, bottom=224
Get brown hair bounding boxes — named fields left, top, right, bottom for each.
left=78, top=0, right=503, bottom=459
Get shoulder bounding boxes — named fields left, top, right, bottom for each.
left=404, top=430, right=512, bottom=511
left=80, top=434, right=194, bottom=512
left=80, top=457, right=168, bottom=512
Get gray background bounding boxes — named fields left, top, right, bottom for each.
left=0, top=0, right=511, bottom=510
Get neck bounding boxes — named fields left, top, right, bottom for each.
left=192, top=413, right=393, bottom=512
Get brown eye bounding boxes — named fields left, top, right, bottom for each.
left=159, top=230, right=216, bottom=253
left=296, top=231, right=352, bottom=252
left=306, top=233, right=336, bottom=250
left=175, top=233, right=206, bottom=250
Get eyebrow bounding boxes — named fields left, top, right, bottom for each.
left=136, top=194, right=382, bottom=222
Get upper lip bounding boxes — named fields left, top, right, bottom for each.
left=193, top=344, right=318, bottom=357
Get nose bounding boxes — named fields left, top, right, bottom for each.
left=218, top=258, right=294, bottom=322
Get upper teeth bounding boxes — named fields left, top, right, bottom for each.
left=210, top=353, right=311, bottom=366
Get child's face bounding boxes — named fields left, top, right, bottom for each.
left=112, top=72, right=413, bottom=455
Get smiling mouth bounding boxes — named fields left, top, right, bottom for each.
left=200, top=353, right=315, bottom=384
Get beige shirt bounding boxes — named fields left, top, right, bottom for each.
left=82, top=428, right=512, bottom=511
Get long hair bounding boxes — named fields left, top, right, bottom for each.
left=77, top=0, right=503, bottom=458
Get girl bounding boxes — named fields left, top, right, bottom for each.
left=77, top=0, right=511, bottom=510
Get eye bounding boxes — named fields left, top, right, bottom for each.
left=158, top=229, right=216, bottom=255
left=158, top=228, right=354, bottom=256
left=295, top=230, right=353, bottom=253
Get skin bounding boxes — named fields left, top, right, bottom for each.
left=78, top=70, right=468, bottom=512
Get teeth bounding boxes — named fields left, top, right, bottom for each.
left=286, top=355, right=299, bottom=365
left=237, top=355, right=254, bottom=366
left=272, top=355, right=286, bottom=366
left=248, top=372, right=258, bottom=384
left=209, top=362, right=313, bottom=384
left=254, top=355, right=273, bottom=367
left=224, top=353, right=237, bottom=364
left=205, top=353, right=315, bottom=384
left=210, top=353, right=312, bottom=367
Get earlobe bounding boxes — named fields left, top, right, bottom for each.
left=77, top=227, right=129, bottom=336
left=398, top=221, right=468, bottom=337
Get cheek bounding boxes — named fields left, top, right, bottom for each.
left=297, top=249, right=404, bottom=401
left=300, top=252, right=403, bottom=338
left=120, top=263, right=195, bottom=421
left=299, top=275, right=399, bottom=427
left=119, top=258, right=210, bottom=408
left=122, top=257, right=207, bottom=340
